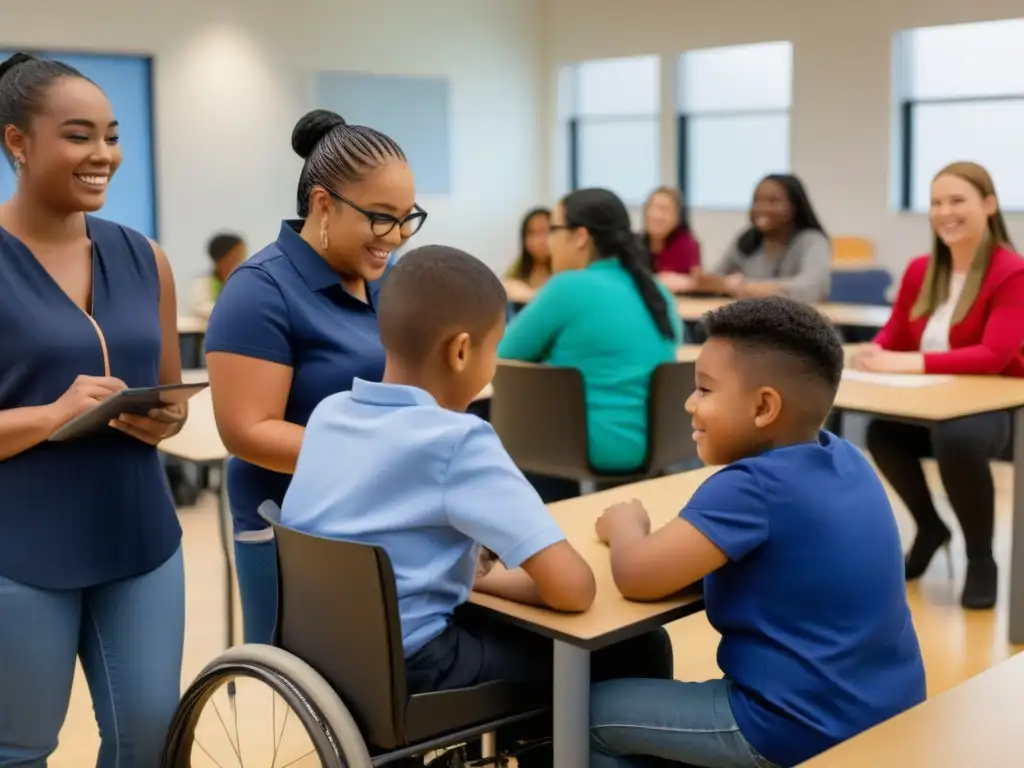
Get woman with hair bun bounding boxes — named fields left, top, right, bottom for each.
left=204, top=109, right=426, bottom=643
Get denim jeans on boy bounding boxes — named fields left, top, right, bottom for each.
left=590, top=678, right=778, bottom=768
left=0, top=546, right=185, bottom=768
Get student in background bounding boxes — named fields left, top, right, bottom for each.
left=204, top=109, right=426, bottom=644
left=707, top=174, right=831, bottom=303
left=590, top=297, right=925, bottom=768
left=502, top=206, right=551, bottom=305
left=853, top=161, right=1024, bottom=610
left=282, top=245, right=673, bottom=767
left=0, top=53, right=186, bottom=766
left=641, top=186, right=701, bottom=294
left=190, top=232, right=247, bottom=320
left=499, top=188, right=682, bottom=503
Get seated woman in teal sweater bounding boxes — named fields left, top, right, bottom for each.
left=498, top=188, right=682, bottom=502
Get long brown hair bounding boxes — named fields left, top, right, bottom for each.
left=912, top=161, right=1014, bottom=322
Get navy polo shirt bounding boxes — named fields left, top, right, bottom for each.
left=204, top=220, right=387, bottom=532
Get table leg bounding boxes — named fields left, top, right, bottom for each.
left=553, top=640, right=590, bottom=767
left=214, top=458, right=235, bottom=650
left=1009, top=407, right=1024, bottom=644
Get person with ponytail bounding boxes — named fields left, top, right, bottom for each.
left=852, top=161, right=1024, bottom=610
left=204, top=109, right=426, bottom=644
left=0, top=53, right=185, bottom=765
left=498, top=188, right=682, bottom=502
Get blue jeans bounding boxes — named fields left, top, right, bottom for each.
left=590, top=678, right=777, bottom=768
left=0, top=546, right=185, bottom=768
left=233, top=535, right=278, bottom=644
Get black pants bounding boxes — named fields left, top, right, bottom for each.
left=866, top=413, right=1010, bottom=561
left=406, top=607, right=674, bottom=766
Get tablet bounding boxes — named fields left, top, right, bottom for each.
left=48, top=382, right=209, bottom=442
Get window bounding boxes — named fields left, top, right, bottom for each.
left=677, top=41, right=792, bottom=209
left=0, top=51, right=157, bottom=238
left=895, top=18, right=1024, bottom=211
left=563, top=55, right=660, bottom=205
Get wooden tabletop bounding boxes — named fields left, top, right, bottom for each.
left=178, top=314, right=208, bottom=335
left=835, top=370, right=1024, bottom=421
left=468, top=468, right=711, bottom=650
left=160, top=369, right=226, bottom=463
left=676, top=297, right=891, bottom=328
left=798, top=651, right=1024, bottom=766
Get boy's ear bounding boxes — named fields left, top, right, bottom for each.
left=752, top=385, right=783, bottom=429
left=445, top=331, right=472, bottom=373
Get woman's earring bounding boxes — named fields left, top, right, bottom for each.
left=320, top=226, right=330, bottom=252
left=12, top=158, right=22, bottom=177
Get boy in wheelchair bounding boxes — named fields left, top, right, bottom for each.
left=281, top=245, right=673, bottom=766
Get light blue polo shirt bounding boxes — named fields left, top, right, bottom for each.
left=281, top=378, right=566, bottom=655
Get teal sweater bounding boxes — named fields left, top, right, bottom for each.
left=498, top=259, right=682, bottom=472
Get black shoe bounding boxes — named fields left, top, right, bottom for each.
left=961, top=558, right=997, bottom=610
left=904, top=525, right=952, bottom=581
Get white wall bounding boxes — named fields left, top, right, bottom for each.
left=1, top=0, right=545, bottom=297
left=544, top=0, right=1024, bottom=276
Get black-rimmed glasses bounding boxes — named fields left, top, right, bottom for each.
left=322, top=184, right=428, bottom=238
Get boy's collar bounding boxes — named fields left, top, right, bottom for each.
left=350, top=378, right=438, bottom=407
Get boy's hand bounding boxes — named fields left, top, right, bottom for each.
left=596, top=500, right=651, bottom=544
left=476, top=547, right=499, bottom=577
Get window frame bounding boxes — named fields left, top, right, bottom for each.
left=675, top=43, right=793, bottom=211
left=0, top=48, right=159, bottom=239
left=563, top=56, right=661, bottom=204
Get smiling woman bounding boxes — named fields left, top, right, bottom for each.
left=0, top=52, right=185, bottom=767
left=204, top=108, right=426, bottom=645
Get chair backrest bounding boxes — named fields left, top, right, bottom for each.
left=267, top=510, right=411, bottom=748
left=832, top=236, right=876, bottom=263
left=827, top=268, right=893, bottom=306
left=645, top=360, right=698, bottom=471
left=490, top=362, right=592, bottom=480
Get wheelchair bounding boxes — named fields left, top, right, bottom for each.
left=161, top=505, right=547, bottom=767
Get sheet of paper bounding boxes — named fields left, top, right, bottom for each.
left=841, top=369, right=954, bottom=388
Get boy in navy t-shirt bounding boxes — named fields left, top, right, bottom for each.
left=589, top=297, right=926, bottom=768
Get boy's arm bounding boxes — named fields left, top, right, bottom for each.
left=598, top=501, right=727, bottom=601
left=597, top=466, right=768, bottom=601
left=474, top=542, right=596, bottom=612
left=446, top=422, right=596, bottom=612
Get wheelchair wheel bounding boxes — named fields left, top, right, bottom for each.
left=163, top=644, right=373, bottom=768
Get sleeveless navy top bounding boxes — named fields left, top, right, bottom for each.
left=0, top=216, right=181, bottom=589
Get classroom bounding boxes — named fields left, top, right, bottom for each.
left=2, top=0, right=1024, bottom=765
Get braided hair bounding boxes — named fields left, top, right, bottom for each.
left=291, top=109, right=406, bottom=217
left=0, top=52, right=90, bottom=164
left=561, top=188, right=675, bottom=339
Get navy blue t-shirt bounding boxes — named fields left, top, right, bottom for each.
left=681, top=432, right=926, bottom=767
left=204, top=221, right=386, bottom=532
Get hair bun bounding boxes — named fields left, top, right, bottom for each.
left=291, top=109, right=347, bottom=160
left=0, top=52, right=36, bottom=84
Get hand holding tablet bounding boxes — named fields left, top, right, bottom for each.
left=48, top=377, right=209, bottom=443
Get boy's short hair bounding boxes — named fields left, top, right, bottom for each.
left=207, top=233, right=244, bottom=263
left=702, top=296, right=844, bottom=421
left=378, top=245, right=508, bottom=365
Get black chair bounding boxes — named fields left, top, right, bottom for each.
left=490, top=360, right=697, bottom=490
left=162, top=504, right=546, bottom=767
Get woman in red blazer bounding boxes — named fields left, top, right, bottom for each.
left=852, top=161, right=1024, bottom=611
left=641, top=186, right=702, bottom=293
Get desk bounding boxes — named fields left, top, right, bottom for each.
left=799, top=651, right=1024, bottom=766
left=160, top=370, right=235, bottom=649
left=470, top=468, right=711, bottom=766
left=177, top=314, right=208, bottom=335
left=676, top=297, right=891, bottom=329
left=833, top=373, right=1024, bottom=644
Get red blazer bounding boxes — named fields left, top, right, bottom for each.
left=651, top=229, right=701, bottom=274
left=875, top=246, right=1024, bottom=376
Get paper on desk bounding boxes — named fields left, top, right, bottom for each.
left=841, top=369, right=954, bottom=388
